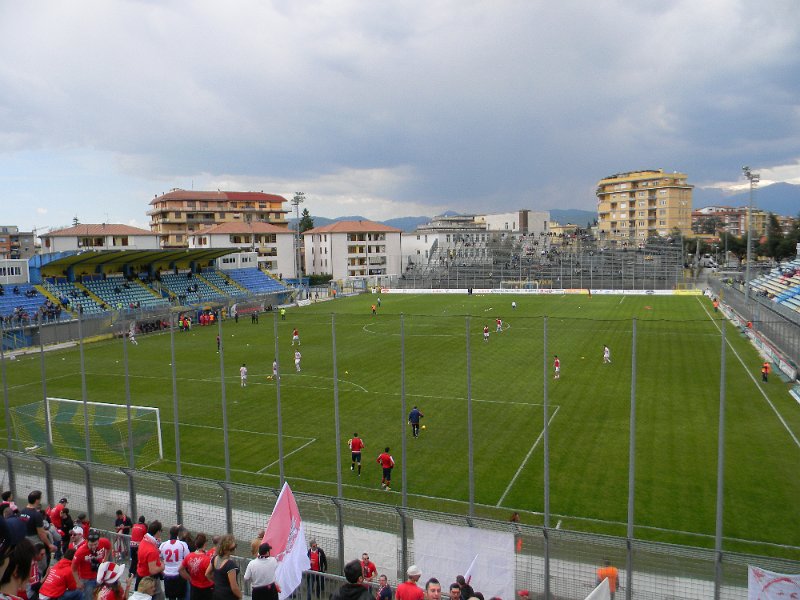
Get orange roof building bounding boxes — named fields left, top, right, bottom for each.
left=148, top=189, right=289, bottom=248
left=189, top=221, right=296, bottom=276
left=303, top=220, right=402, bottom=280
left=41, top=224, right=160, bottom=253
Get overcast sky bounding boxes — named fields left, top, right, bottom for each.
left=2, top=0, right=799, bottom=233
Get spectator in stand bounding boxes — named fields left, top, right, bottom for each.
left=27, top=542, right=47, bottom=599
left=19, top=490, right=57, bottom=574
left=39, top=547, right=82, bottom=600
left=424, top=579, right=441, bottom=600
left=376, top=575, right=393, bottom=600
left=71, top=530, right=112, bottom=600
left=360, top=553, right=377, bottom=583
left=243, top=542, right=280, bottom=600
left=49, top=498, right=68, bottom=534
left=94, top=561, right=132, bottom=600
left=61, top=509, right=75, bottom=549
left=447, top=583, right=460, bottom=600
left=130, top=577, right=157, bottom=600
left=455, top=576, right=473, bottom=600
left=159, top=526, right=189, bottom=600
left=129, top=516, right=147, bottom=576
left=306, top=540, right=327, bottom=600
left=0, top=517, right=36, bottom=600
left=249, top=530, right=265, bottom=558
left=113, top=510, right=132, bottom=561
left=179, top=533, right=213, bottom=600
left=75, top=514, right=90, bottom=540
left=330, top=560, right=372, bottom=600
left=135, top=521, right=164, bottom=600
left=67, top=527, right=84, bottom=550
left=205, top=534, right=242, bottom=600
left=396, top=566, right=424, bottom=600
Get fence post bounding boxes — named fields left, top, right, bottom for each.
left=396, top=507, right=408, bottom=581
left=1, top=452, right=16, bottom=500
left=218, top=481, right=233, bottom=534
left=123, top=468, right=137, bottom=521
left=168, top=474, right=183, bottom=525
left=333, top=497, right=345, bottom=576
left=36, top=456, right=54, bottom=506
left=79, top=462, right=95, bottom=522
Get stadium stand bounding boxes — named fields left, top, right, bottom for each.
left=82, top=275, right=170, bottom=311
left=225, top=268, right=289, bottom=294
left=201, top=269, right=249, bottom=297
left=0, top=283, right=65, bottom=323
left=41, top=278, right=106, bottom=316
left=750, top=258, right=800, bottom=313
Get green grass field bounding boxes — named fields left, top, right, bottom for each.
left=4, top=292, right=800, bottom=555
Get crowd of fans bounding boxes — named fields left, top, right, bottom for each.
left=0, top=490, right=571, bottom=600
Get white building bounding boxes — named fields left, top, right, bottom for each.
left=303, top=220, right=402, bottom=280
left=188, top=221, right=296, bottom=277
left=401, top=210, right=550, bottom=269
left=40, top=224, right=160, bottom=253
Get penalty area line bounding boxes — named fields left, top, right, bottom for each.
left=496, top=405, right=560, bottom=507
left=258, top=437, right=317, bottom=473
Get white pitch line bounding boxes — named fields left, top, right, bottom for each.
left=496, top=405, right=560, bottom=506
left=258, top=438, right=317, bottom=473
left=160, top=420, right=315, bottom=440
left=696, top=297, right=800, bottom=450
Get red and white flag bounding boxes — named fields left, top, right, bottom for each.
left=263, top=483, right=310, bottom=600
left=749, top=565, right=800, bottom=599
left=464, top=554, right=478, bottom=585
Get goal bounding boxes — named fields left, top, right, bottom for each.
left=10, top=397, right=163, bottom=466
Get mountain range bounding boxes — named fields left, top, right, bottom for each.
left=295, top=182, right=799, bottom=232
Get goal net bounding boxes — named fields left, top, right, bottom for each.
left=9, top=397, right=163, bottom=466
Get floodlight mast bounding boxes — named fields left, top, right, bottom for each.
left=292, top=192, right=305, bottom=284
left=742, top=167, right=759, bottom=304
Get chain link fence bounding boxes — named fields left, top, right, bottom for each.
left=3, top=450, right=800, bottom=599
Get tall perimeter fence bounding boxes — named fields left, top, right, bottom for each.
left=2, top=289, right=800, bottom=600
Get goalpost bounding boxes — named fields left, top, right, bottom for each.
left=10, top=397, right=163, bottom=465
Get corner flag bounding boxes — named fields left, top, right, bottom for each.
left=263, top=483, right=310, bottom=600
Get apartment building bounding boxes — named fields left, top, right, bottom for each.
left=597, top=169, right=693, bottom=242
left=148, top=189, right=289, bottom=248
left=188, top=221, right=296, bottom=276
left=0, top=226, right=36, bottom=259
left=692, top=205, right=770, bottom=238
left=40, top=224, right=160, bottom=253
left=303, top=220, right=402, bottom=279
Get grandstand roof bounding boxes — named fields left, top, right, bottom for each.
left=40, top=248, right=237, bottom=271
left=42, top=224, right=154, bottom=237
left=150, top=189, right=288, bottom=205
left=195, top=222, right=290, bottom=235
left=304, top=220, right=402, bottom=234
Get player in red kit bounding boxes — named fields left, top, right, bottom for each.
left=496, top=318, right=502, bottom=333
left=377, top=447, right=395, bottom=491
left=553, top=355, right=560, bottom=379
left=483, top=325, right=489, bottom=342
left=348, top=433, right=364, bottom=475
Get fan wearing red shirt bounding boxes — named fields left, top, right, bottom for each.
left=129, top=516, right=147, bottom=577
left=71, top=531, right=112, bottom=600
left=376, top=448, right=394, bottom=491
left=135, top=521, right=164, bottom=597
left=348, top=434, right=364, bottom=475
left=40, top=548, right=82, bottom=600
left=179, top=533, right=213, bottom=600
left=49, top=497, right=68, bottom=531
left=395, top=566, right=424, bottom=600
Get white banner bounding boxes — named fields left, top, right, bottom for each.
left=584, top=578, right=611, bottom=600
left=749, top=565, right=800, bottom=599
left=412, top=520, right=514, bottom=600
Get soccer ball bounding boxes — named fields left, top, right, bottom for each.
left=421, top=425, right=426, bottom=430
left=345, top=370, right=349, bottom=374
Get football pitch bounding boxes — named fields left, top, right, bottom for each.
left=3, top=292, right=800, bottom=554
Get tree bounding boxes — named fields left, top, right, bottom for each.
left=299, top=208, right=314, bottom=234
left=72, top=216, right=80, bottom=227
